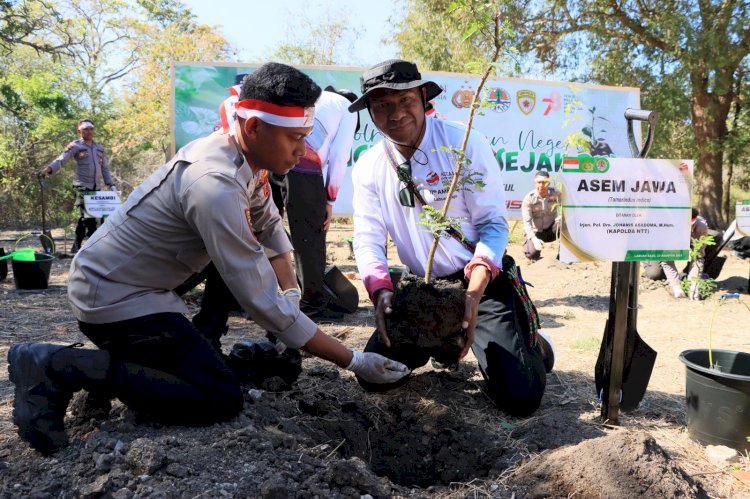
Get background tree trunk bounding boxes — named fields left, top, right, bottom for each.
left=691, top=79, right=733, bottom=228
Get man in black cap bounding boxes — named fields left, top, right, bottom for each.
left=348, top=59, right=554, bottom=417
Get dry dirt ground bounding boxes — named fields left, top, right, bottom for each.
left=1, top=224, right=749, bottom=498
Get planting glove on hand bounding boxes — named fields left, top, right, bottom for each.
left=374, top=289, right=394, bottom=347
left=280, top=287, right=302, bottom=305
left=346, top=350, right=410, bottom=384
left=109, top=185, right=117, bottom=192
left=532, top=237, right=543, bottom=251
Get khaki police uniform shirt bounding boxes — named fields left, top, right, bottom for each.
left=48, top=139, right=113, bottom=190
left=521, top=188, right=559, bottom=239
left=68, top=131, right=317, bottom=349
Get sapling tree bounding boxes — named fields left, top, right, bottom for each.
left=420, top=2, right=510, bottom=284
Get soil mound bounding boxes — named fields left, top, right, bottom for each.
left=507, top=430, right=707, bottom=498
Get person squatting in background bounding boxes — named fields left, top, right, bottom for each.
left=521, top=170, right=560, bottom=261
left=642, top=207, right=717, bottom=299
left=40, top=119, right=116, bottom=252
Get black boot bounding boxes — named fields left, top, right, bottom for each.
left=7, top=343, right=110, bottom=454
left=226, top=341, right=302, bottom=387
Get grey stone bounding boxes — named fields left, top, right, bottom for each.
left=706, top=444, right=740, bottom=464
left=125, top=438, right=167, bottom=475
left=95, top=453, right=114, bottom=472
left=166, top=462, right=189, bottom=478
left=248, top=388, right=264, bottom=401
left=111, top=487, right=134, bottom=499
left=324, top=458, right=391, bottom=498
left=260, top=476, right=291, bottom=499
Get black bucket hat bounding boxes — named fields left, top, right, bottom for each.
left=347, top=59, right=443, bottom=112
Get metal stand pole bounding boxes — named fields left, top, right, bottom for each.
left=600, top=109, right=658, bottom=423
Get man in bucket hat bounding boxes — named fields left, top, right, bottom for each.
left=7, top=62, right=408, bottom=455
left=349, top=59, right=554, bottom=416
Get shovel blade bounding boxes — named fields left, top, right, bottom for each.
left=323, top=265, right=359, bottom=314
left=620, top=332, right=657, bottom=411
left=40, top=231, right=54, bottom=255
left=595, top=321, right=657, bottom=411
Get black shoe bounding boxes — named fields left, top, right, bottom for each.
left=7, top=343, right=74, bottom=454
left=227, top=341, right=302, bottom=386
left=308, top=309, right=344, bottom=320
left=302, top=304, right=345, bottom=320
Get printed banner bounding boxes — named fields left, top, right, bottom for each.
left=737, top=200, right=750, bottom=236
left=83, top=191, right=122, bottom=219
left=558, top=158, right=693, bottom=263
left=172, top=63, right=640, bottom=217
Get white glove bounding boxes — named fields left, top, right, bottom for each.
left=280, top=287, right=301, bottom=304
left=109, top=185, right=117, bottom=192
left=346, top=350, right=410, bottom=384
left=532, top=236, right=543, bottom=251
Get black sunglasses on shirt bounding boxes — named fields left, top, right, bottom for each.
left=395, top=160, right=414, bottom=208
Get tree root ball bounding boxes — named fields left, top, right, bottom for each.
left=386, top=275, right=466, bottom=365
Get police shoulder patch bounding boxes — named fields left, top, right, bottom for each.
left=257, top=170, right=268, bottom=185
left=244, top=208, right=258, bottom=240
left=244, top=207, right=252, bottom=228
left=65, top=141, right=77, bottom=151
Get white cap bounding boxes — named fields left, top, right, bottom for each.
left=78, top=121, right=94, bottom=130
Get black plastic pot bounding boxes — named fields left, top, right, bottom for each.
left=679, top=349, right=750, bottom=452
left=12, top=252, right=54, bottom=290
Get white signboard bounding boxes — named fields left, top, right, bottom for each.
left=173, top=63, right=640, bottom=217
left=559, top=158, right=693, bottom=263
left=736, top=200, right=750, bottom=236
left=83, top=191, right=122, bottom=219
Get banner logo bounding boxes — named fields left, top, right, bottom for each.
left=485, top=87, right=511, bottom=113
left=426, top=172, right=440, bottom=184
left=541, top=91, right=561, bottom=116
left=451, top=83, right=474, bottom=109
left=562, top=154, right=610, bottom=173
left=517, top=90, right=536, bottom=115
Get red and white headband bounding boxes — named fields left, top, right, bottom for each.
left=235, top=99, right=315, bottom=128
left=218, top=85, right=242, bottom=133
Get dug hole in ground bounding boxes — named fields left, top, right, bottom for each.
left=0, top=224, right=749, bottom=498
